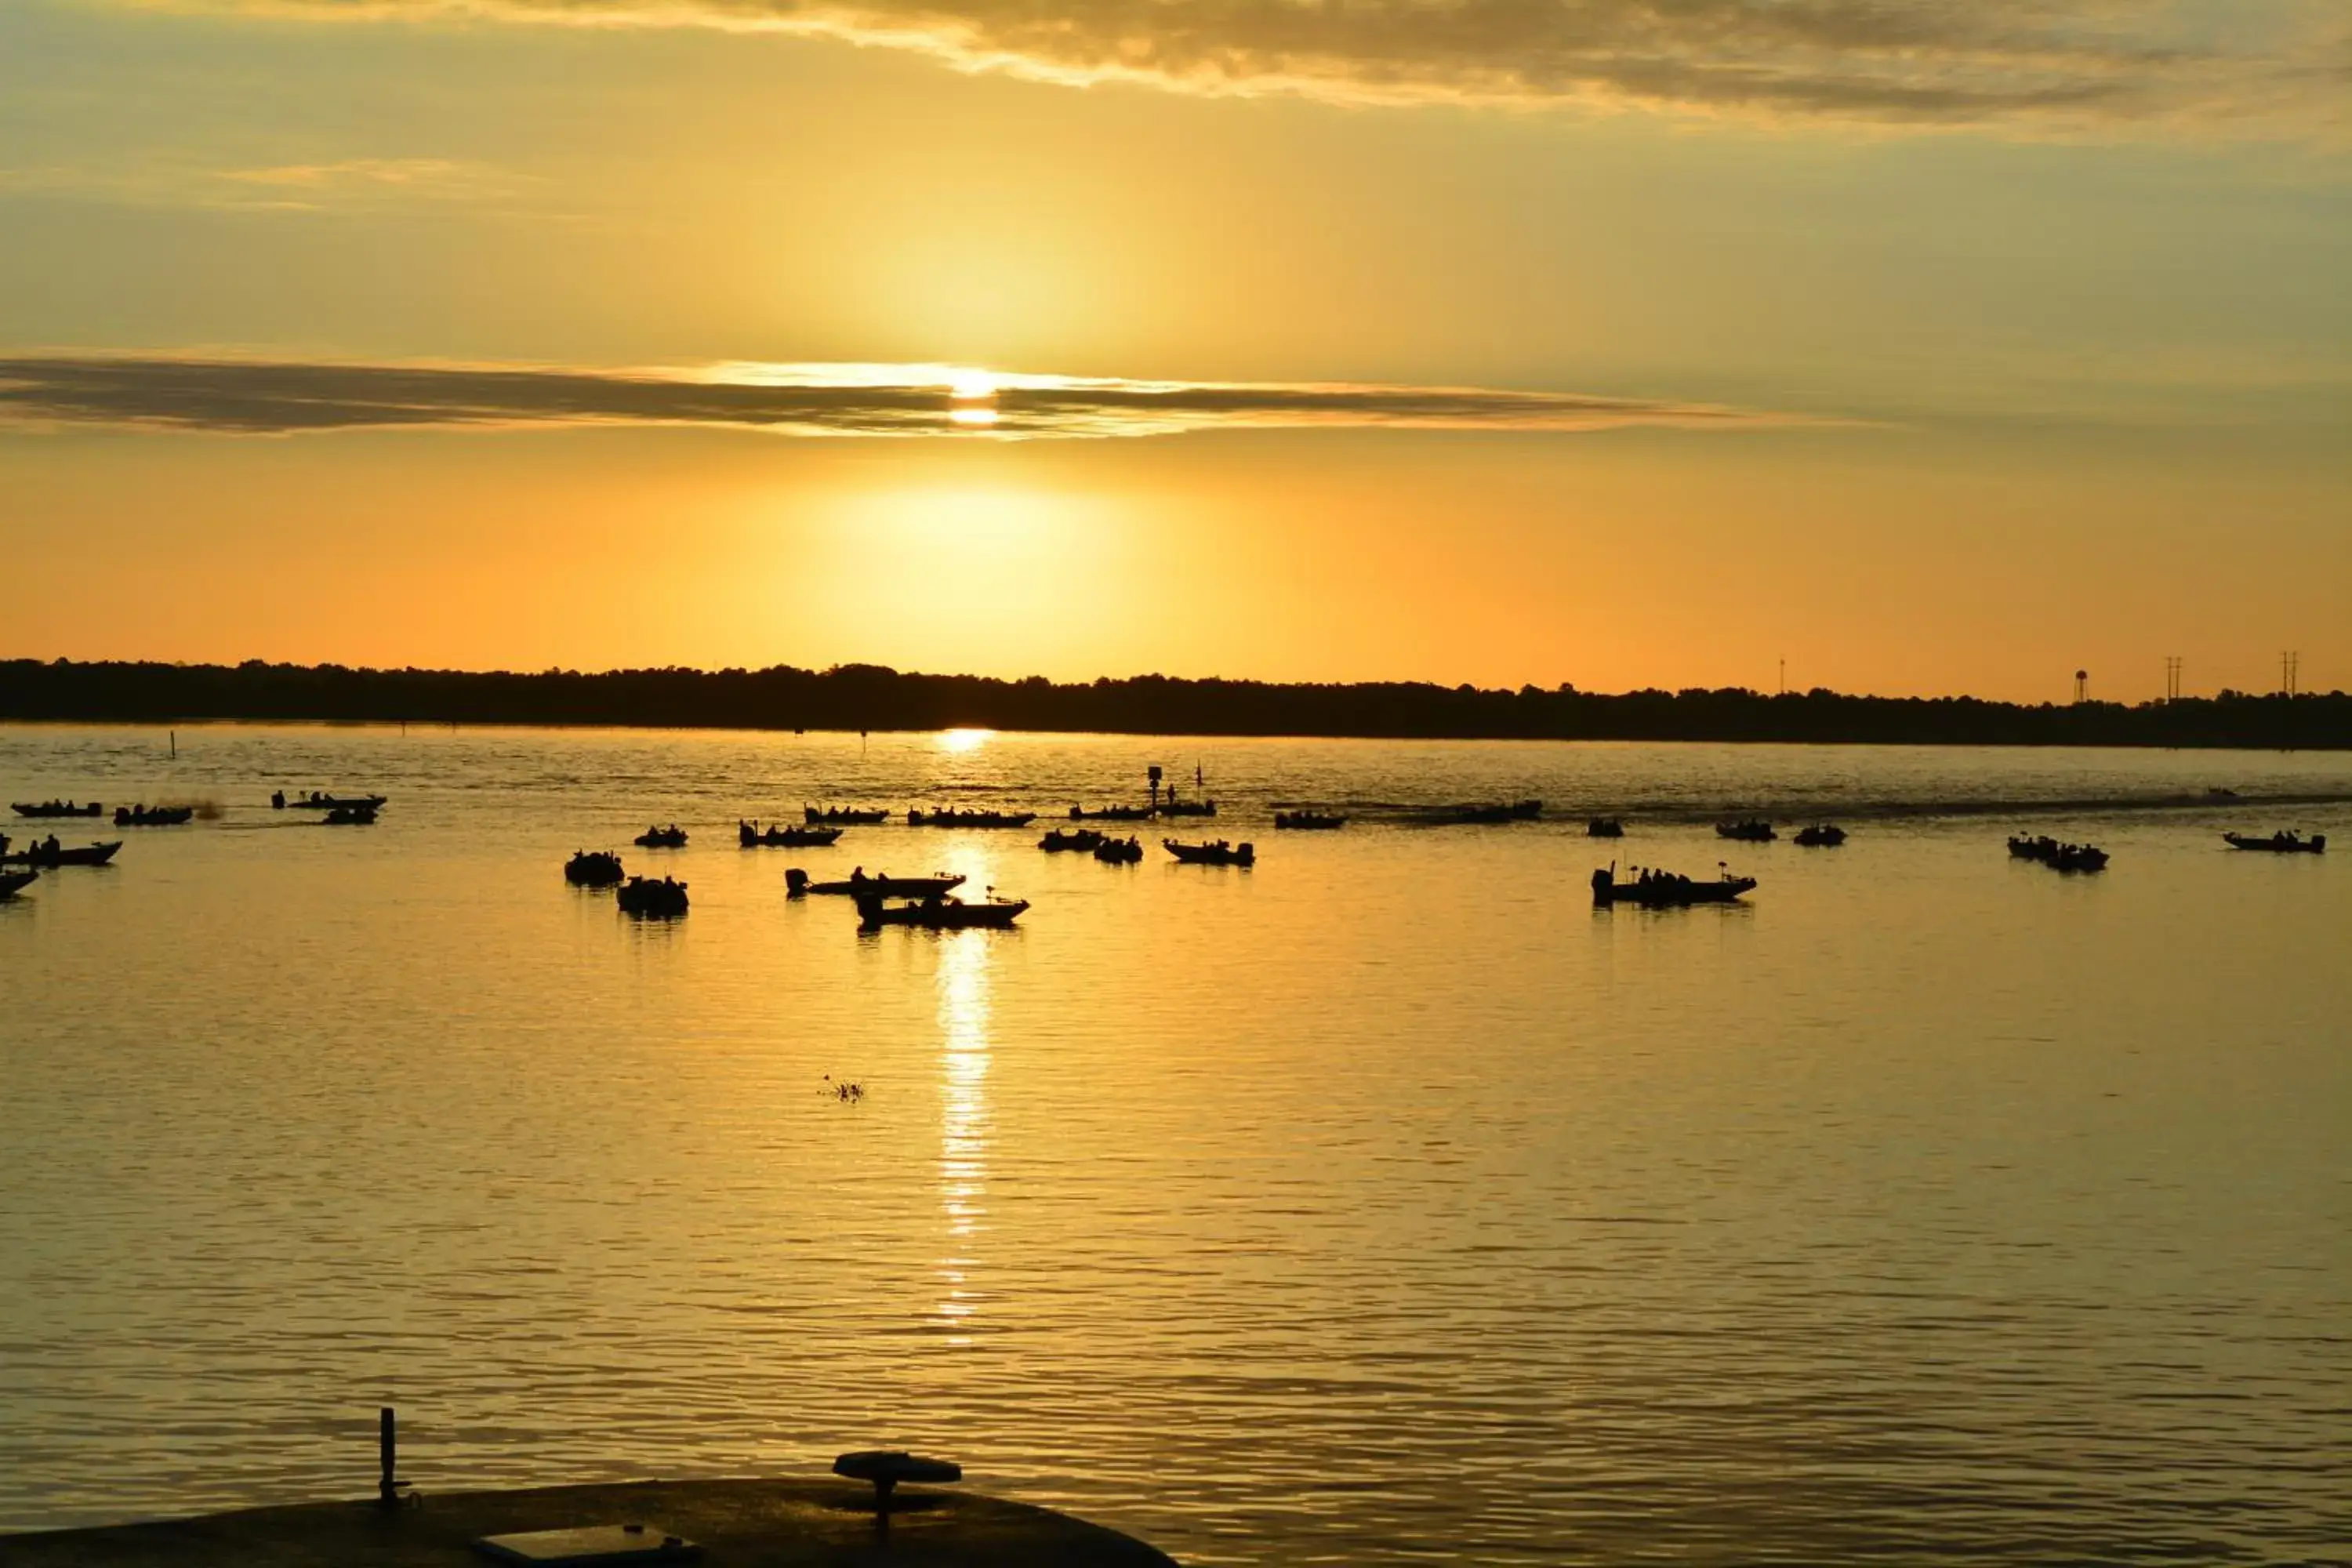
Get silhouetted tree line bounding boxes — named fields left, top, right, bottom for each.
left=2, top=659, right=2347, bottom=749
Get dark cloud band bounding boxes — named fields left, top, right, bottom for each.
left=164, top=1, right=2349, bottom=132
left=0, top=355, right=1812, bottom=438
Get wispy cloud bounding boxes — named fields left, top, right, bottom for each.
left=0, top=354, right=1820, bottom=438
left=0, top=155, right=525, bottom=212
left=126, top=0, right=2352, bottom=136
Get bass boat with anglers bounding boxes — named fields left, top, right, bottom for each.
left=281, top=792, right=389, bottom=812
left=853, top=891, right=1029, bottom=931
left=1093, top=835, right=1145, bottom=864
left=741, top=820, right=841, bottom=848
left=616, top=875, right=690, bottom=918
left=1070, top=804, right=1154, bottom=822
left=787, top=867, right=967, bottom=900
left=1717, top=819, right=1777, bottom=843
left=1274, top=811, right=1347, bottom=830
left=2223, top=830, right=2326, bottom=855
left=635, top=825, right=688, bottom=849
left=1794, top=824, right=1848, bottom=848
left=1039, top=828, right=1104, bottom=852
left=1164, top=838, right=1255, bottom=866
left=1587, top=817, right=1624, bottom=838
left=1592, top=864, right=1757, bottom=908
left=804, top=805, right=891, bottom=826
left=565, top=850, right=626, bottom=887
left=907, top=808, right=1037, bottom=829
left=12, top=800, right=103, bottom=818
left=114, top=805, right=195, bottom=827
left=1, top=836, right=122, bottom=868
left=2007, top=835, right=2109, bottom=872
left=0, top=868, right=37, bottom=899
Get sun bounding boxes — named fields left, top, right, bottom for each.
left=947, top=369, right=1000, bottom=428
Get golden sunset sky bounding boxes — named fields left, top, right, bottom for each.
left=2, top=0, right=2347, bottom=700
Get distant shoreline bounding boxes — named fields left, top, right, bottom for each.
left=2, top=659, right=2347, bottom=750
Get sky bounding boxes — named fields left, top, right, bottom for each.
left=2, top=0, right=2347, bottom=702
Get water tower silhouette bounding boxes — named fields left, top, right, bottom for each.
left=2074, top=670, right=2089, bottom=704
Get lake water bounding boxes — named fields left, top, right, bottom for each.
left=2, top=724, right=2348, bottom=1565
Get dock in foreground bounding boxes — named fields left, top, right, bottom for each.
left=0, top=1478, right=1178, bottom=1567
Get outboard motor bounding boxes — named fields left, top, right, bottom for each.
left=786, top=867, right=810, bottom=898
left=2314, top=835, right=2328, bottom=853
left=1592, top=867, right=1615, bottom=906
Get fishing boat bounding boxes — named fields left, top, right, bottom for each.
left=565, top=851, right=625, bottom=887
left=1430, top=800, right=1542, bottom=826
left=1716, top=819, right=1777, bottom=843
left=1155, top=797, right=1218, bottom=818
left=1093, top=836, right=1144, bottom=864
left=1587, top=817, right=1624, bottom=838
left=1794, top=824, right=1847, bottom=848
left=907, top=808, right=1036, bottom=829
left=804, top=805, right=891, bottom=826
left=635, top=825, right=688, bottom=849
left=2009, top=835, right=2108, bottom=871
left=286, top=793, right=389, bottom=811
left=323, top=805, right=377, bottom=826
left=1, top=839, right=122, bottom=868
left=0, top=869, right=38, bottom=899
left=1164, top=838, right=1254, bottom=866
left=1070, top=804, right=1153, bottom=822
left=616, top=875, right=690, bottom=917
left=113, top=805, right=194, bottom=827
left=1274, top=811, right=1347, bottom=831
left=853, top=891, right=1028, bottom=931
left=787, top=868, right=967, bottom=899
left=1591, top=865, right=1756, bottom=908
left=741, top=820, right=841, bottom=848
left=2223, top=830, right=2326, bottom=855
left=1039, top=828, right=1104, bottom=852
left=12, top=800, right=103, bottom=818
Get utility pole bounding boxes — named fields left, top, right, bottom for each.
left=2282, top=651, right=2299, bottom=697
left=1778, top=658, right=1785, bottom=697
left=2164, top=656, right=2183, bottom=702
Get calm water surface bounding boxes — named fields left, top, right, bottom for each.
left=2, top=725, right=2348, bottom=1565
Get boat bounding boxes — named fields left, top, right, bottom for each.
left=1794, top=824, right=1847, bottom=848
left=1039, top=828, right=1104, bottom=852
left=741, top=820, right=841, bottom=848
left=565, top=851, right=625, bottom=887
left=1591, top=866, right=1756, bottom=908
left=1, top=838, right=123, bottom=868
left=1093, top=836, right=1144, bottom=864
left=853, top=891, right=1028, bottom=931
left=787, top=868, right=967, bottom=899
left=0, top=869, right=38, bottom=899
left=1274, top=811, right=1347, bottom=831
left=113, top=805, right=195, bottom=827
left=804, top=805, right=891, bottom=826
left=635, top=825, right=688, bottom=849
left=1430, top=800, right=1542, bottom=826
left=2008, top=835, right=2108, bottom=871
left=1164, top=838, right=1254, bottom=866
left=1070, top=804, right=1153, bottom=822
left=907, top=808, right=1036, bottom=829
left=2223, top=830, right=2325, bottom=855
left=12, top=800, right=103, bottom=818
left=286, top=793, right=388, bottom=811
left=616, top=875, right=689, bottom=917
left=1716, top=819, right=1777, bottom=843
left=323, top=805, right=378, bottom=826
left=1586, top=818, right=1624, bottom=838
left=1155, top=797, right=1218, bottom=818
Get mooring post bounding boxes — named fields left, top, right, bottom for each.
left=378, top=1406, right=404, bottom=1509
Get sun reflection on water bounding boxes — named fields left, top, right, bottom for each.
left=934, top=935, right=991, bottom=1342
